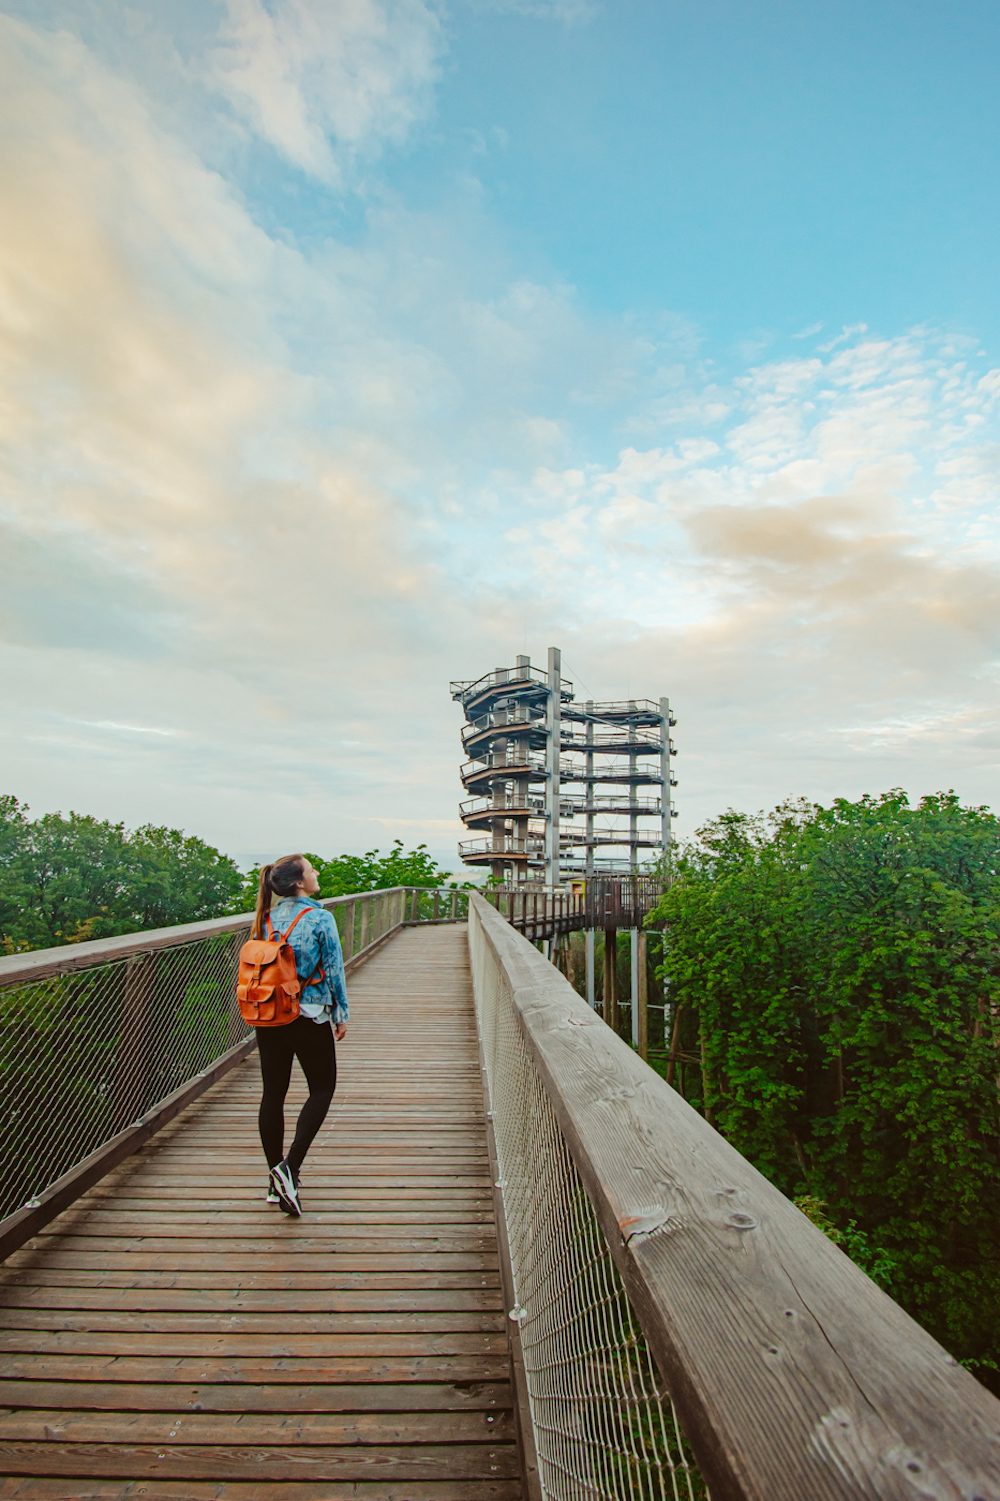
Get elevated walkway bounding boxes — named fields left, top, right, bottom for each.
left=2, top=891, right=998, bottom=1498
left=0, top=924, right=522, bottom=1497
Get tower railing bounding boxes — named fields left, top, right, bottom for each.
left=0, top=886, right=466, bottom=1257
left=468, top=892, right=1000, bottom=1500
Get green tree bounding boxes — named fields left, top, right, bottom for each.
left=233, top=840, right=465, bottom=912
left=315, top=840, right=451, bottom=897
left=648, top=790, right=1000, bottom=1384
left=0, top=796, right=242, bottom=951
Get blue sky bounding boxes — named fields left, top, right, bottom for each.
left=405, top=0, right=1000, bottom=350
left=1, top=0, right=999, bottom=870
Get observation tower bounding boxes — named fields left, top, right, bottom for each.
left=450, top=648, right=677, bottom=886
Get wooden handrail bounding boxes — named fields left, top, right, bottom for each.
left=469, top=893, right=1000, bottom=1500
left=0, top=886, right=456, bottom=990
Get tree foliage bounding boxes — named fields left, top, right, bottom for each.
left=649, top=790, right=1000, bottom=1380
left=315, top=841, right=457, bottom=897
left=234, top=840, right=466, bottom=911
left=0, top=795, right=243, bottom=952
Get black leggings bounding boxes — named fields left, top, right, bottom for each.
left=256, top=1017, right=337, bottom=1176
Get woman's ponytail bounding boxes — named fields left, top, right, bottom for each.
left=252, top=863, right=274, bottom=940
left=251, top=854, right=307, bottom=939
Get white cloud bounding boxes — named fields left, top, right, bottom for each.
left=1, top=9, right=1000, bottom=870
left=467, top=0, right=599, bottom=21
left=206, top=0, right=443, bottom=182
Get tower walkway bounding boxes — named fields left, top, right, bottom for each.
left=0, top=924, right=521, bottom=1498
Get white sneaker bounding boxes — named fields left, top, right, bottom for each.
left=269, top=1160, right=301, bottom=1217
left=266, top=1181, right=280, bottom=1204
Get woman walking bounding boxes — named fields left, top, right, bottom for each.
left=250, top=853, right=348, bottom=1217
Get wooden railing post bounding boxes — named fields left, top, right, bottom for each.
left=410, top=888, right=419, bottom=922
left=637, top=929, right=648, bottom=1060
left=340, top=900, right=355, bottom=960
left=114, top=952, right=156, bottom=1133
left=433, top=890, right=440, bottom=920
left=359, top=895, right=370, bottom=952
left=451, top=890, right=458, bottom=920
left=603, top=927, right=618, bottom=1031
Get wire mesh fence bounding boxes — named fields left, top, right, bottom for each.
left=0, top=928, right=250, bottom=1223
left=470, top=900, right=705, bottom=1501
left=0, top=886, right=471, bottom=1227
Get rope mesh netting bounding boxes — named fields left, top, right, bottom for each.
left=0, top=929, right=250, bottom=1221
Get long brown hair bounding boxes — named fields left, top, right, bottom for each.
left=252, top=853, right=308, bottom=939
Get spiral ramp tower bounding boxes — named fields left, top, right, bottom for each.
left=450, top=647, right=677, bottom=885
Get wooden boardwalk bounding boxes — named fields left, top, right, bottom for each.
left=0, top=923, right=522, bottom=1499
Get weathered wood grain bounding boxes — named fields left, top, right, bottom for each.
left=0, top=1442, right=522, bottom=1482
left=0, top=1477, right=521, bottom=1500
left=0, top=1410, right=517, bottom=1446
left=0, top=1331, right=507, bottom=1357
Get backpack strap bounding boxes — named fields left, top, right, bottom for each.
left=264, top=906, right=311, bottom=943
left=269, top=906, right=326, bottom=989
left=279, top=908, right=312, bottom=943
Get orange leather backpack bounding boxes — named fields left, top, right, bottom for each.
left=237, top=909, right=322, bottom=1027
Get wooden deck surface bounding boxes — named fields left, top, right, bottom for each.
left=0, top=923, right=521, bottom=1499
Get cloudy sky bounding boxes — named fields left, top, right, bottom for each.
left=2, top=0, right=999, bottom=871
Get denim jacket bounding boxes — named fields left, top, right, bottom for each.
left=266, top=896, right=349, bottom=1025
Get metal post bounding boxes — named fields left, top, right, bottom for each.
left=545, top=646, right=561, bottom=888
left=586, top=928, right=595, bottom=1009
left=660, top=695, right=673, bottom=857
left=585, top=699, right=594, bottom=880
left=630, top=928, right=640, bottom=1048
left=637, top=929, right=649, bottom=1059
left=628, top=700, right=638, bottom=879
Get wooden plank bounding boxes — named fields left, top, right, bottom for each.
left=0, top=1374, right=510, bottom=1404
left=2, top=1477, right=513, bottom=1501
left=0, top=1398, right=513, bottom=1434
left=0, top=1443, right=522, bottom=1482
left=0, top=1268, right=500, bottom=1290
left=0, top=1354, right=511, bottom=1384
left=0, top=1309, right=505, bottom=1335
left=0, top=1285, right=504, bottom=1313
left=18, top=1216, right=497, bottom=1237
left=0, top=1331, right=507, bottom=1356
left=472, top=892, right=1000, bottom=1501
left=4, top=1256, right=498, bottom=1276
left=28, top=1223, right=495, bottom=1244
left=79, top=1188, right=494, bottom=1203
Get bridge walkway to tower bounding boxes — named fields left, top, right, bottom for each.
left=0, top=923, right=522, bottom=1499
